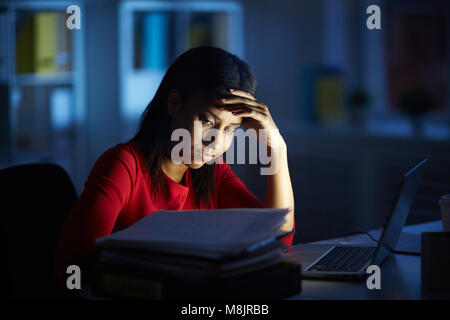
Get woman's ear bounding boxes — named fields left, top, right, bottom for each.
left=167, top=89, right=182, bottom=117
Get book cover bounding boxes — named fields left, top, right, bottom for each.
left=16, top=13, right=35, bottom=73
left=35, top=12, right=57, bottom=73
left=316, top=69, right=344, bottom=124
left=16, top=12, right=57, bottom=74
left=55, top=12, right=71, bottom=72
left=298, top=66, right=344, bottom=124
left=142, top=13, right=169, bottom=70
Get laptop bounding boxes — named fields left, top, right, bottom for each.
left=297, top=158, right=427, bottom=279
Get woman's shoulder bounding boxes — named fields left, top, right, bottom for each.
left=213, top=157, right=234, bottom=178
left=97, top=140, right=140, bottom=161
left=90, top=140, right=145, bottom=177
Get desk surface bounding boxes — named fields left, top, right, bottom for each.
left=289, top=220, right=450, bottom=300
left=81, top=220, right=449, bottom=300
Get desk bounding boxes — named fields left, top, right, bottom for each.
left=289, top=220, right=450, bottom=300
left=81, top=220, right=449, bottom=300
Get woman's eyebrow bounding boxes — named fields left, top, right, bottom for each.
left=205, top=110, right=218, bottom=120
left=205, top=110, right=240, bottom=126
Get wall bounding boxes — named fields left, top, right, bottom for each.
left=84, top=0, right=122, bottom=188
left=242, top=0, right=324, bottom=123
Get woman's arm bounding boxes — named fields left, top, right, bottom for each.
left=216, top=158, right=295, bottom=247
left=218, top=89, right=295, bottom=233
left=54, top=146, right=136, bottom=284
left=263, top=143, right=295, bottom=232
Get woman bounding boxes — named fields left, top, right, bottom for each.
left=54, top=47, right=295, bottom=285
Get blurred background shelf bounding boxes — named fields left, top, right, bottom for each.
left=13, top=72, right=74, bottom=86
left=0, top=1, right=86, bottom=193
left=118, top=0, right=243, bottom=139
left=233, top=122, right=450, bottom=243
left=1, top=0, right=449, bottom=243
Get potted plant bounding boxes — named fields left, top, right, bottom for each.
left=397, top=86, right=438, bottom=135
left=347, top=88, right=370, bottom=126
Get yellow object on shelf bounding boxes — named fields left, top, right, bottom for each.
left=16, top=14, right=34, bottom=73
left=316, top=74, right=343, bottom=124
left=35, top=12, right=56, bottom=73
left=16, top=12, right=57, bottom=74
left=190, top=24, right=211, bottom=48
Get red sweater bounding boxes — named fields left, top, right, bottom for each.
left=54, top=140, right=294, bottom=283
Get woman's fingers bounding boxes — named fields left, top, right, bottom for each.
left=217, top=103, right=267, bottom=113
left=214, top=89, right=271, bottom=121
left=230, top=108, right=268, bottom=120
left=217, top=103, right=268, bottom=116
left=219, top=95, right=267, bottom=110
left=228, top=88, right=256, bottom=101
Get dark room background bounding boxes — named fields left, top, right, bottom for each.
left=1, top=0, right=449, bottom=244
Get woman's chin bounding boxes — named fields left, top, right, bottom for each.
left=186, top=162, right=205, bottom=169
left=186, top=158, right=217, bottom=169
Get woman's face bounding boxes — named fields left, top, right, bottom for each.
left=168, top=90, right=243, bottom=169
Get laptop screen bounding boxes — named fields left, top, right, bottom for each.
left=372, top=159, right=427, bottom=266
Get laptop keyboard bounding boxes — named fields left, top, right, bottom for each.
left=308, top=246, right=376, bottom=273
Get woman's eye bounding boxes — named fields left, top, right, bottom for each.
left=225, top=128, right=235, bottom=134
left=199, top=115, right=213, bottom=126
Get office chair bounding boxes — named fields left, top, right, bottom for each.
left=0, top=163, right=78, bottom=299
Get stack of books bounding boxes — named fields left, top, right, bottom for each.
left=89, top=208, right=301, bottom=300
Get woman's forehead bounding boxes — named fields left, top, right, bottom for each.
left=186, top=92, right=219, bottom=110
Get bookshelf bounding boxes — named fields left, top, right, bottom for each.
left=118, top=0, right=244, bottom=139
left=0, top=0, right=242, bottom=192
left=0, top=1, right=86, bottom=194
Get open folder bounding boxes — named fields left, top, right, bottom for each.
left=91, top=208, right=301, bottom=299
left=95, top=207, right=292, bottom=259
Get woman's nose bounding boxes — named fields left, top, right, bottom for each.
left=203, top=132, right=222, bottom=153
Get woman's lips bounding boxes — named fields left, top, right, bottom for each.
left=194, top=151, right=215, bottom=162
left=202, top=152, right=215, bottom=161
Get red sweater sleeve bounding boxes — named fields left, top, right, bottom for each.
left=216, top=162, right=295, bottom=248
left=54, top=146, right=136, bottom=284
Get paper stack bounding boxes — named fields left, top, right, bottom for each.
left=90, top=208, right=301, bottom=299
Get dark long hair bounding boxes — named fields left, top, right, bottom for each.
left=130, top=46, right=257, bottom=207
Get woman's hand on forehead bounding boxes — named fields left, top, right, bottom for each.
left=213, top=88, right=286, bottom=152
left=227, top=89, right=256, bottom=101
